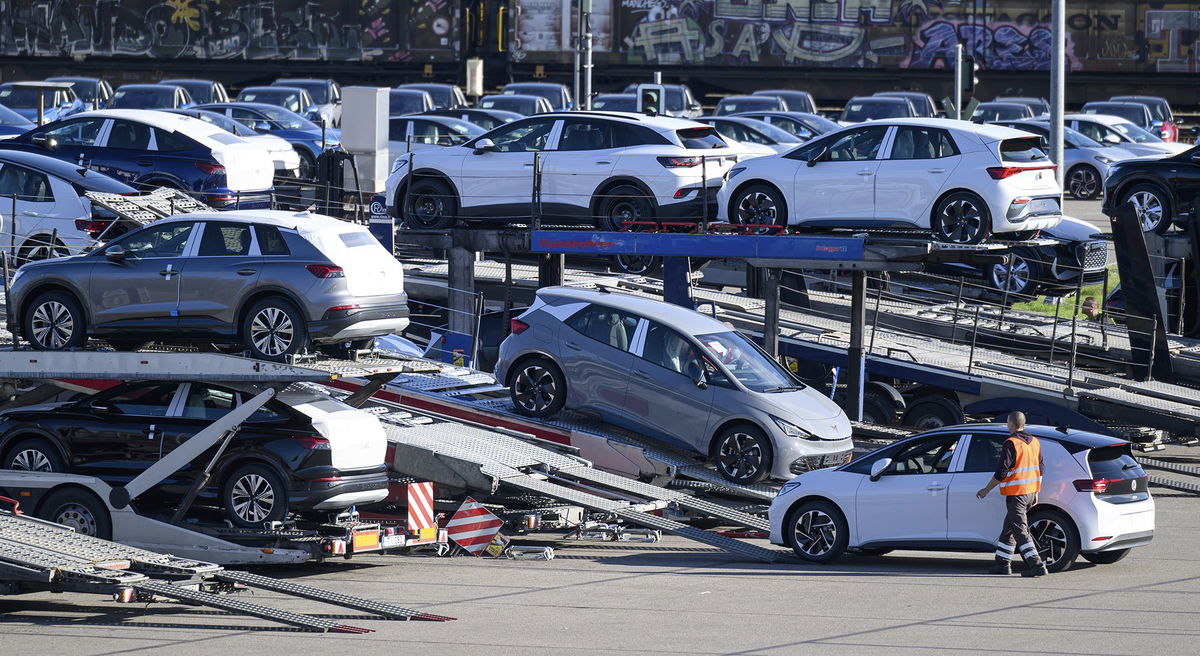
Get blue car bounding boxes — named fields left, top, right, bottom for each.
left=0, top=109, right=276, bottom=209
left=0, top=104, right=34, bottom=138
left=0, top=82, right=85, bottom=123
left=196, top=102, right=341, bottom=178
left=159, top=79, right=229, bottom=105
left=110, top=84, right=194, bottom=110
left=45, top=77, right=114, bottom=110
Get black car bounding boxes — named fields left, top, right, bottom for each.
left=1102, top=145, right=1200, bottom=234
left=0, top=381, right=388, bottom=530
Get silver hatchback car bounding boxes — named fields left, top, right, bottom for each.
left=494, top=287, right=853, bottom=483
left=7, top=210, right=409, bottom=360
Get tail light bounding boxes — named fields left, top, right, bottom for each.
left=510, top=318, right=530, bottom=335
left=291, top=435, right=331, bottom=450
left=74, top=219, right=111, bottom=235
left=194, top=161, right=225, bottom=175
left=658, top=156, right=702, bottom=168
left=1073, top=478, right=1119, bottom=493
left=305, top=264, right=344, bottom=278
left=987, top=165, right=1057, bottom=179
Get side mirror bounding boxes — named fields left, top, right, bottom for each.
left=88, top=400, right=119, bottom=414
left=796, top=128, right=813, bottom=140
left=689, top=102, right=702, bottom=111
left=806, top=146, right=828, bottom=167
left=869, top=457, right=892, bottom=481
left=473, top=138, right=496, bottom=154
left=105, top=245, right=128, bottom=263
left=30, top=134, right=58, bottom=151
left=253, top=121, right=272, bottom=132
left=1103, top=134, right=1121, bottom=145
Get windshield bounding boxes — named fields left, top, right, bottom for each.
left=0, top=87, right=63, bottom=109
left=1084, top=105, right=1143, bottom=124
left=505, top=85, right=563, bottom=109
left=695, top=332, right=800, bottom=392
left=593, top=95, right=636, bottom=112
left=242, top=105, right=317, bottom=130
left=278, top=81, right=327, bottom=104
left=0, top=104, right=31, bottom=125
left=389, top=92, right=427, bottom=115
left=111, top=87, right=175, bottom=109
left=49, top=79, right=97, bottom=102
left=719, top=98, right=779, bottom=114
left=1110, top=121, right=1163, bottom=143
left=754, top=121, right=802, bottom=144
left=843, top=101, right=909, bottom=121
left=241, top=90, right=302, bottom=112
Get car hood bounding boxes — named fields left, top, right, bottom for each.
left=761, top=388, right=852, bottom=440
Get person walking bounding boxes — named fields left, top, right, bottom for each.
left=976, top=411, right=1048, bottom=577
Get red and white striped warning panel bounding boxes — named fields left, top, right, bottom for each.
left=407, top=482, right=436, bottom=532
left=446, top=497, right=503, bottom=555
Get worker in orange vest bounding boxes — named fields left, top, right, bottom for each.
left=976, top=411, right=1048, bottom=577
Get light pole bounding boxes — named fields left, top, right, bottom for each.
left=1049, top=0, right=1065, bottom=191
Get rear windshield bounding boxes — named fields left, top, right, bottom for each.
left=842, top=101, right=909, bottom=122
left=339, top=231, right=377, bottom=248
left=719, top=98, right=780, bottom=114
left=1088, top=445, right=1145, bottom=479
left=999, top=137, right=1048, bottom=163
left=676, top=127, right=727, bottom=149
left=1084, top=105, right=1144, bottom=125
left=973, top=105, right=1029, bottom=122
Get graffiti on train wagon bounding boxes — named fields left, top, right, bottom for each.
left=0, top=0, right=459, bottom=61
left=903, top=19, right=1080, bottom=71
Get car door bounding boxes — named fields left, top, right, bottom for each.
left=0, top=164, right=59, bottom=252
left=27, top=117, right=106, bottom=169
left=792, top=125, right=888, bottom=225
left=945, top=432, right=1009, bottom=545
left=624, top=320, right=716, bottom=452
left=152, top=382, right=248, bottom=498
left=541, top=119, right=619, bottom=220
left=854, top=433, right=962, bottom=545
left=459, top=117, right=560, bottom=216
left=176, top=221, right=261, bottom=337
left=67, top=382, right=183, bottom=485
left=87, top=221, right=195, bottom=332
left=91, top=118, right=155, bottom=186
left=873, top=126, right=961, bottom=227
left=558, top=304, right=640, bottom=423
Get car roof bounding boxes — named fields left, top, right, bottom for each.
left=1065, top=112, right=1129, bottom=126
left=242, top=86, right=301, bottom=93
left=848, top=96, right=906, bottom=104
left=46, top=76, right=101, bottom=83
left=876, top=91, right=931, bottom=99
left=117, top=84, right=177, bottom=91
left=916, top=423, right=1127, bottom=449
left=538, top=287, right=730, bottom=334
left=160, top=78, right=214, bottom=84
left=536, top=110, right=713, bottom=131
left=0, top=149, right=136, bottom=192
left=1084, top=101, right=1146, bottom=110
left=274, top=78, right=330, bottom=84
left=400, top=82, right=456, bottom=89
left=719, top=95, right=770, bottom=102
left=484, top=93, right=540, bottom=101
left=155, top=209, right=365, bottom=231
left=843, top=117, right=1027, bottom=140
left=1111, top=95, right=1166, bottom=103
left=67, top=109, right=224, bottom=133
left=976, top=101, right=1026, bottom=108
left=755, top=89, right=810, bottom=96
left=505, top=82, right=565, bottom=89
left=390, top=88, right=429, bottom=96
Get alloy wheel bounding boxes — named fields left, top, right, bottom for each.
left=717, top=432, right=764, bottom=480
left=513, top=365, right=557, bottom=413
left=51, top=503, right=100, bottom=537
left=1030, top=517, right=1069, bottom=567
left=1129, top=191, right=1164, bottom=231
left=607, top=200, right=640, bottom=230
left=30, top=301, right=75, bottom=349
left=792, top=508, right=837, bottom=558
left=937, top=199, right=984, bottom=243
left=1068, top=168, right=1099, bottom=199
left=10, top=448, right=52, bottom=472
left=250, top=307, right=294, bottom=357
left=230, top=473, right=277, bottom=524
left=991, top=256, right=1031, bottom=293
left=411, top=193, right=446, bottom=227
left=614, top=254, right=657, bottom=275
left=735, top=191, right=778, bottom=227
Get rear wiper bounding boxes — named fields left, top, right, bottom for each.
left=1123, top=462, right=1140, bottom=470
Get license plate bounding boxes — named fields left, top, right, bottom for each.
left=381, top=534, right=406, bottom=548
left=1028, top=198, right=1058, bottom=214
left=352, top=531, right=381, bottom=551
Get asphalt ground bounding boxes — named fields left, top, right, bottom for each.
left=1, top=487, right=1195, bottom=656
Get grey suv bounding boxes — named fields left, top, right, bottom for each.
left=494, top=287, right=852, bottom=483
left=7, top=210, right=409, bottom=360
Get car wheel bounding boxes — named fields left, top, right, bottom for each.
left=598, top=185, right=653, bottom=232
left=611, top=254, right=661, bottom=276
left=4, top=438, right=64, bottom=472
left=901, top=396, right=964, bottom=430
left=1122, top=183, right=1172, bottom=234
left=222, top=463, right=289, bottom=528
left=509, top=357, right=567, bottom=418
left=785, top=499, right=849, bottom=563
left=1081, top=548, right=1130, bottom=565
left=1029, top=507, right=1081, bottom=573
left=990, top=253, right=1041, bottom=299
left=1066, top=165, right=1101, bottom=200
left=23, top=291, right=86, bottom=350
left=932, top=191, right=992, bottom=245
left=713, top=424, right=774, bottom=484
left=731, top=184, right=787, bottom=232
left=242, top=297, right=308, bottom=362
left=18, top=237, right=70, bottom=265
left=296, top=148, right=317, bottom=180
left=403, top=178, right=458, bottom=230
left=37, top=488, right=112, bottom=540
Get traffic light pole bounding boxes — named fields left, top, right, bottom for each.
left=582, top=1, right=593, bottom=110
left=953, top=43, right=963, bottom=120
left=1049, top=0, right=1066, bottom=190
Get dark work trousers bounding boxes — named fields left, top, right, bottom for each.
left=995, top=493, right=1043, bottom=565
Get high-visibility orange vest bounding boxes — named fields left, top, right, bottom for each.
left=999, top=435, right=1041, bottom=496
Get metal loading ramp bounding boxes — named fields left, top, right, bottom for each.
left=377, top=413, right=783, bottom=563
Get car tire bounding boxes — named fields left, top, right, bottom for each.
left=1029, top=507, right=1081, bottom=573
left=611, top=254, right=662, bottom=276
left=222, top=463, right=289, bottom=528
left=1121, top=183, right=1173, bottom=234
left=785, top=499, right=849, bottom=563
left=23, top=290, right=87, bottom=351
left=296, top=148, right=317, bottom=180
left=403, top=178, right=458, bottom=230
left=932, top=191, right=992, bottom=245
left=861, top=388, right=902, bottom=425
left=37, top=488, right=112, bottom=540
left=989, top=252, right=1041, bottom=299
left=242, top=297, right=308, bottom=362
left=4, top=438, right=65, bottom=472
left=731, top=184, right=788, bottom=231
left=901, top=396, right=964, bottom=430
left=1081, top=548, right=1130, bottom=565
left=508, top=357, right=567, bottom=418
left=713, top=424, right=774, bottom=484
left=1066, top=165, right=1102, bottom=200
left=18, top=237, right=70, bottom=265
left=597, top=185, right=653, bottom=232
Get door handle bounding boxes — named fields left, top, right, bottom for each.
left=563, top=340, right=582, bottom=351
left=856, top=170, right=875, bottom=176
left=136, top=160, right=153, bottom=167
left=159, top=269, right=179, bottom=277
left=20, top=210, right=38, bottom=216
left=633, top=369, right=651, bottom=378
left=595, top=160, right=612, bottom=165
left=926, top=484, right=946, bottom=492
left=927, top=168, right=946, bottom=174
left=143, top=424, right=157, bottom=439
left=236, top=268, right=257, bottom=276
left=523, top=163, right=536, bottom=167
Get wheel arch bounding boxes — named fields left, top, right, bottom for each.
left=1110, top=174, right=1175, bottom=211
left=0, top=427, right=70, bottom=468
left=706, top=417, right=770, bottom=458
left=504, top=350, right=562, bottom=386
left=214, top=453, right=290, bottom=495
left=725, top=178, right=789, bottom=225
left=17, top=282, right=90, bottom=332
left=590, top=176, right=659, bottom=220
left=928, top=187, right=989, bottom=228
left=784, top=493, right=855, bottom=546
left=392, top=167, right=462, bottom=209
left=235, top=287, right=310, bottom=332
left=1029, top=501, right=1084, bottom=550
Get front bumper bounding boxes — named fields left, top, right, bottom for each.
left=309, top=302, right=411, bottom=343
left=770, top=435, right=854, bottom=481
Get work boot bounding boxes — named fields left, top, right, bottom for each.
left=987, top=556, right=1012, bottom=575
left=1021, top=561, right=1048, bottom=578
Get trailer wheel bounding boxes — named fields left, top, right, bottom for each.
left=38, top=488, right=112, bottom=540
left=901, top=396, right=963, bottom=429
left=222, top=463, right=289, bottom=528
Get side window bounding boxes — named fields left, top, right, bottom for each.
left=388, top=119, right=410, bottom=141
left=101, top=383, right=179, bottom=417
left=182, top=384, right=237, bottom=419
left=888, top=435, right=961, bottom=475
left=153, top=128, right=193, bottom=152
left=255, top=225, right=290, bottom=255
left=412, top=120, right=441, bottom=145
left=641, top=321, right=702, bottom=376
left=106, top=119, right=152, bottom=149
left=230, top=108, right=262, bottom=129
left=563, top=305, right=638, bottom=352
left=785, top=133, right=837, bottom=161
left=485, top=119, right=556, bottom=152
left=40, top=118, right=103, bottom=146
left=824, top=126, right=888, bottom=162
left=197, top=221, right=252, bottom=256
left=962, top=435, right=1006, bottom=473
left=113, top=222, right=194, bottom=258
left=889, top=127, right=959, bottom=160
left=0, top=165, right=53, bottom=202
left=557, top=120, right=615, bottom=151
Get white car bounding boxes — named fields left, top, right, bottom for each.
left=718, top=118, right=1063, bottom=244
left=386, top=115, right=484, bottom=161
left=167, top=108, right=301, bottom=179
left=696, top=117, right=802, bottom=156
left=1066, top=113, right=1192, bottom=157
left=385, top=113, right=736, bottom=230
left=769, top=424, right=1154, bottom=572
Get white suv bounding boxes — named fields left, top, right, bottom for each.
left=385, top=112, right=736, bottom=230
left=717, top=118, right=1063, bottom=244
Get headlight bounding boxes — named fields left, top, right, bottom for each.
left=390, top=156, right=409, bottom=175
left=772, top=415, right=817, bottom=440
left=725, top=166, right=746, bottom=181
left=1094, top=155, right=1114, bottom=164
left=779, top=480, right=803, bottom=495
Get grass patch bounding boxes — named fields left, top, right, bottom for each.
left=1010, top=265, right=1119, bottom=320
